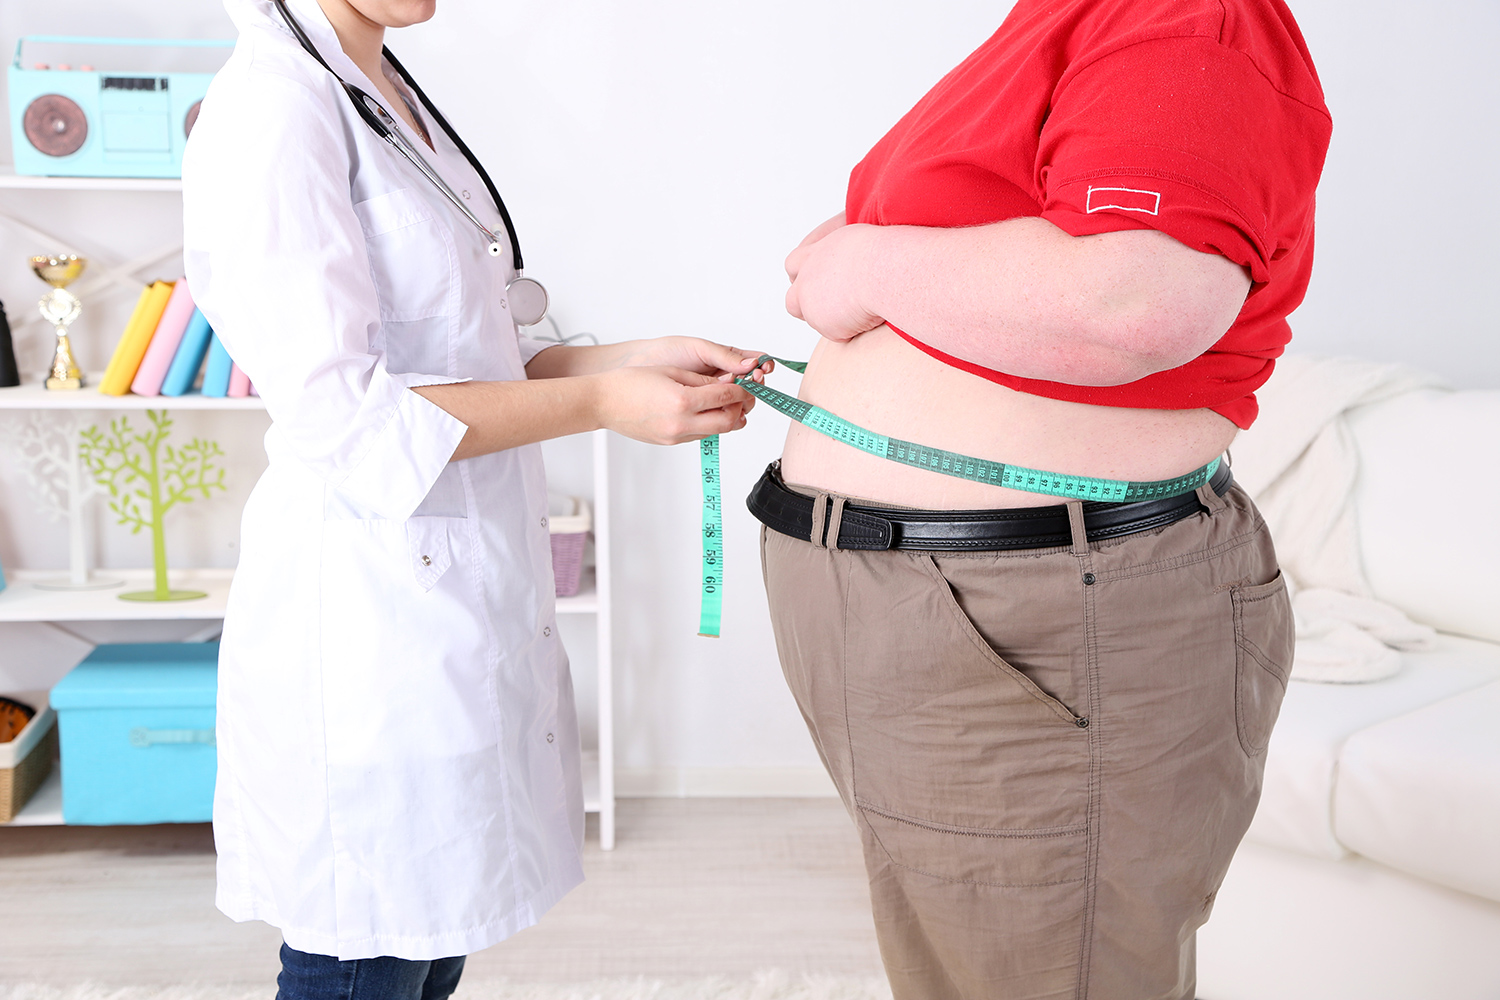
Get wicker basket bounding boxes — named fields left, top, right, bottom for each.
left=1, top=694, right=57, bottom=823
left=548, top=494, right=592, bottom=597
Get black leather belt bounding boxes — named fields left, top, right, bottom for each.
left=747, top=460, right=1234, bottom=552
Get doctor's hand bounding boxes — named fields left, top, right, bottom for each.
left=785, top=220, right=887, bottom=344
left=614, top=337, right=771, bottom=382
left=592, top=366, right=756, bottom=445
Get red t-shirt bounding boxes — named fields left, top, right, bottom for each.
left=845, top=0, right=1332, bottom=428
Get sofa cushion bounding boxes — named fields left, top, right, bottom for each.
left=1350, top=388, right=1500, bottom=643
left=1333, top=679, right=1500, bottom=903
left=1246, top=633, right=1500, bottom=860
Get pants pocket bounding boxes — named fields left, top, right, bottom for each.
left=922, top=554, right=1085, bottom=724
left=858, top=800, right=1088, bottom=888
left=1232, top=570, right=1293, bottom=757
left=842, top=551, right=1091, bottom=885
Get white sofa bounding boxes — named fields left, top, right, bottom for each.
left=1197, top=383, right=1500, bottom=1000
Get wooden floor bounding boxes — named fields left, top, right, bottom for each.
left=0, top=799, right=884, bottom=987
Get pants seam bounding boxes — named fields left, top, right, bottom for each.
left=856, top=797, right=1089, bottom=839
left=840, top=550, right=857, bottom=807
left=1093, top=522, right=1264, bottom=582
left=1076, top=541, right=1101, bottom=1000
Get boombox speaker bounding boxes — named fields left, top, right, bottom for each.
left=9, top=36, right=233, bottom=179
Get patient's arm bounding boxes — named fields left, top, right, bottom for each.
left=784, top=215, right=1251, bottom=387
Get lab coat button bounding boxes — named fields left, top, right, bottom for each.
left=421, top=554, right=432, bottom=567
left=462, top=189, right=470, bottom=199
left=540, top=517, right=548, bottom=528
left=543, top=626, right=552, bottom=637
left=546, top=733, right=555, bottom=743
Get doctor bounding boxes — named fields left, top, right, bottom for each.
left=182, top=1, right=764, bottom=997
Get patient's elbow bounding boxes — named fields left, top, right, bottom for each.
left=1079, top=289, right=1244, bottom=386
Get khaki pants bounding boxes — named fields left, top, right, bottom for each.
left=760, top=482, right=1292, bottom=1000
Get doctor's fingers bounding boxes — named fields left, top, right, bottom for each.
left=661, top=338, right=768, bottom=379
left=593, top=367, right=752, bottom=445
left=662, top=378, right=756, bottom=441
left=679, top=377, right=756, bottom=415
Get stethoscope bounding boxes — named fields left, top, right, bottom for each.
left=272, top=0, right=549, bottom=326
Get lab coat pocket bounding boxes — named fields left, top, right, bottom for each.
left=408, top=516, right=454, bottom=591
left=353, top=187, right=458, bottom=323
left=318, top=514, right=489, bottom=772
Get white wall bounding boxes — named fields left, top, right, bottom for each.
left=2, top=0, right=1496, bottom=793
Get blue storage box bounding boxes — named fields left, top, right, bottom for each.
left=50, top=643, right=218, bottom=825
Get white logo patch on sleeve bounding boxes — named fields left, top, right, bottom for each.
left=1085, top=185, right=1161, bottom=216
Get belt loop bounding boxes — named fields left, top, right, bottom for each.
left=809, top=493, right=829, bottom=548
left=1196, top=482, right=1228, bottom=516
left=1066, top=501, right=1089, bottom=556
left=826, top=496, right=848, bottom=551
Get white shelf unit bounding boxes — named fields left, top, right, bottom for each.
left=0, top=566, right=602, bottom=622
left=0, top=376, right=264, bottom=410
left=0, top=168, right=182, bottom=193
left=0, top=408, right=618, bottom=847
left=0, top=167, right=618, bottom=845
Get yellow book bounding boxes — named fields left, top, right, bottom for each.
left=99, top=281, right=175, bottom=396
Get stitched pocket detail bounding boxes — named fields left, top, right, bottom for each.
left=861, top=802, right=1089, bottom=887
left=353, top=187, right=457, bottom=323
left=407, top=516, right=457, bottom=592
left=1232, top=571, right=1292, bottom=757
left=919, top=555, right=1084, bottom=727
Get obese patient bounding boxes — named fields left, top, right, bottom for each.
left=755, top=1, right=1331, bottom=997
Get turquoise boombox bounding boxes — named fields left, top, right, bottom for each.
left=8, top=36, right=233, bottom=179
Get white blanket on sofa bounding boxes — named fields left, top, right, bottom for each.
left=1231, top=355, right=1444, bottom=683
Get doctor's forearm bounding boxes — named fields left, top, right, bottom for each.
left=413, top=379, right=600, bottom=461
left=522, top=343, right=642, bottom=379
left=414, top=365, right=755, bottom=460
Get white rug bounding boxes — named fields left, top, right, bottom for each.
left=0, top=973, right=893, bottom=1000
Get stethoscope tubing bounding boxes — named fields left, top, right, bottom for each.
left=353, top=91, right=507, bottom=257
left=270, top=0, right=535, bottom=284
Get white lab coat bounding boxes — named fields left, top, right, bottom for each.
left=182, top=0, right=583, bottom=961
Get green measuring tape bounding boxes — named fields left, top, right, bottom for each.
left=698, top=356, right=1220, bottom=636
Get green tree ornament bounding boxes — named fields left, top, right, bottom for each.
left=79, top=410, right=227, bottom=602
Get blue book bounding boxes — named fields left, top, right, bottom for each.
left=201, top=332, right=233, bottom=398
left=160, top=308, right=214, bottom=396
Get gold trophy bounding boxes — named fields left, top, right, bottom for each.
left=31, top=254, right=87, bottom=390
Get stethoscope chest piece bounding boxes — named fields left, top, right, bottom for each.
left=507, top=276, right=549, bottom=327
left=273, top=0, right=550, bottom=326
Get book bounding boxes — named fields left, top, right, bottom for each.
left=97, top=285, right=153, bottom=392
left=129, top=279, right=195, bottom=396
left=227, top=363, right=250, bottom=398
left=201, top=334, right=233, bottom=397
left=160, top=308, right=214, bottom=397
left=99, top=281, right=174, bottom=396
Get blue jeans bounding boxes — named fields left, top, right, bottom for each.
left=276, top=943, right=466, bottom=1000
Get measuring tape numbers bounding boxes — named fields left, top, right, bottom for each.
left=695, top=356, right=1219, bottom=637
left=698, top=435, right=724, bottom=637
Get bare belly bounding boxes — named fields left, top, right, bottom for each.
left=778, top=327, right=1238, bottom=509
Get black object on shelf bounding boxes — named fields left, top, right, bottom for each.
left=0, top=299, right=19, bottom=388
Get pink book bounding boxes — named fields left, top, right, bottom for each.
left=130, top=279, right=195, bottom=396
left=227, top=363, right=251, bottom=398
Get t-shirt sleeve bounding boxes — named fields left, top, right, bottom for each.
left=1037, top=35, right=1330, bottom=285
